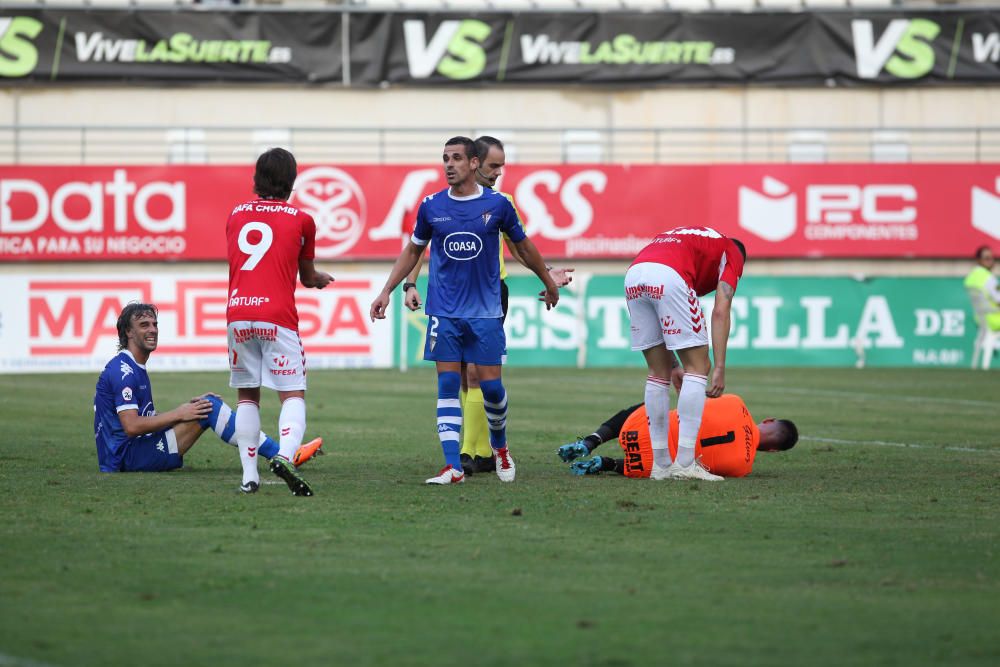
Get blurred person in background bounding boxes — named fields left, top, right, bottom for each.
left=964, top=245, right=1000, bottom=330
left=965, top=245, right=1000, bottom=368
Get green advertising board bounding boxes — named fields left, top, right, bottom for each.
left=397, top=275, right=977, bottom=369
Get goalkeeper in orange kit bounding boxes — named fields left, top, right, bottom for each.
left=557, top=394, right=798, bottom=479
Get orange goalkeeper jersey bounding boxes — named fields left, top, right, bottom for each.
left=618, top=394, right=760, bottom=479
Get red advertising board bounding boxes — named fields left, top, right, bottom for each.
left=2, top=164, right=999, bottom=261
left=0, top=272, right=394, bottom=372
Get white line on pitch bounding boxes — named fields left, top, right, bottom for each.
left=0, top=653, right=61, bottom=667
left=743, top=385, right=996, bottom=409
left=803, top=436, right=998, bottom=454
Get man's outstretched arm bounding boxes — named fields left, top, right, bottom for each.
left=558, top=403, right=643, bottom=462
left=511, top=237, right=559, bottom=310
left=570, top=456, right=626, bottom=476
left=505, top=236, right=574, bottom=288
left=370, top=241, right=425, bottom=321
left=299, top=259, right=333, bottom=289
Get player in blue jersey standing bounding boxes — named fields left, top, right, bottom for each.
left=93, top=302, right=323, bottom=473
left=370, top=136, right=560, bottom=485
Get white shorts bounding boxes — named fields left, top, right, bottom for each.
left=625, top=262, right=709, bottom=351
left=228, top=321, right=307, bottom=391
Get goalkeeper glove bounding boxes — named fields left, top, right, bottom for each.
left=557, top=439, right=589, bottom=462
left=571, top=456, right=604, bottom=476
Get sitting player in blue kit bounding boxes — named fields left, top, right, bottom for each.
left=93, top=302, right=322, bottom=473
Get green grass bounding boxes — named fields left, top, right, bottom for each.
left=1, top=368, right=998, bottom=667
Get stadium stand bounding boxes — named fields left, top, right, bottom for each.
left=4, top=0, right=859, bottom=7
left=786, top=131, right=828, bottom=163
left=3, top=125, right=999, bottom=166
left=562, top=130, right=606, bottom=163
left=25, top=0, right=1000, bottom=8
left=165, top=128, right=208, bottom=164
left=870, top=130, right=910, bottom=163
left=1, top=0, right=993, bottom=376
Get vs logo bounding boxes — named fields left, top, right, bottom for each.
left=852, top=19, right=940, bottom=79
left=403, top=19, right=491, bottom=80
left=0, top=16, right=43, bottom=78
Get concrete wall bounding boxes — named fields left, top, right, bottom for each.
left=6, top=85, right=1000, bottom=129
left=2, top=85, right=999, bottom=164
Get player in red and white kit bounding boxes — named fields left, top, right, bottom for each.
left=625, top=226, right=745, bottom=482
left=226, top=148, right=333, bottom=495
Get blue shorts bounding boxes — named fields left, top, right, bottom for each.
left=424, top=316, right=506, bottom=366
left=121, top=429, right=183, bottom=472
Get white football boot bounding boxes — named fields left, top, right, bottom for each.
left=650, top=463, right=676, bottom=481
left=495, top=448, right=516, bottom=482
left=668, top=459, right=724, bottom=482
left=425, top=465, right=465, bottom=485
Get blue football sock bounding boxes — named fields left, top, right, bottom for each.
left=258, top=436, right=279, bottom=460
left=436, top=371, right=463, bottom=470
left=202, top=394, right=279, bottom=459
left=480, top=378, right=508, bottom=451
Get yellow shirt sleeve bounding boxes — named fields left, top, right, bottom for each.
left=498, top=191, right=525, bottom=281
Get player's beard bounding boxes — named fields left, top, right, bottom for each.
left=139, top=335, right=158, bottom=354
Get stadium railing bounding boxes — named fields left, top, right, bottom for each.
left=1, top=125, right=997, bottom=164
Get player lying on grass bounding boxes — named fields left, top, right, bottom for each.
left=557, top=394, right=797, bottom=479
left=93, top=303, right=323, bottom=473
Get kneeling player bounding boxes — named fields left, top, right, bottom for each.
left=557, top=394, right=797, bottom=478
left=93, top=303, right=323, bottom=474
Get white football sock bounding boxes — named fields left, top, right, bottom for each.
left=277, top=397, right=306, bottom=461
left=676, top=373, right=708, bottom=467
left=235, top=400, right=261, bottom=485
left=645, top=375, right=672, bottom=468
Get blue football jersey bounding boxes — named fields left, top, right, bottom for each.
left=412, top=185, right=526, bottom=318
left=93, top=351, right=156, bottom=472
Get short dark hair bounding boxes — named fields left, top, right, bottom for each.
left=474, top=135, right=504, bottom=162
left=444, top=136, right=477, bottom=160
left=117, top=302, right=157, bottom=351
left=975, top=245, right=992, bottom=261
left=775, top=419, right=798, bottom=451
left=254, top=147, right=297, bottom=200
left=731, top=238, right=747, bottom=261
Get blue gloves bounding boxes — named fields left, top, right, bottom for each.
left=557, top=439, right=589, bottom=462
left=571, top=456, right=604, bottom=476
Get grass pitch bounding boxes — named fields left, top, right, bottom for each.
left=0, top=367, right=998, bottom=667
